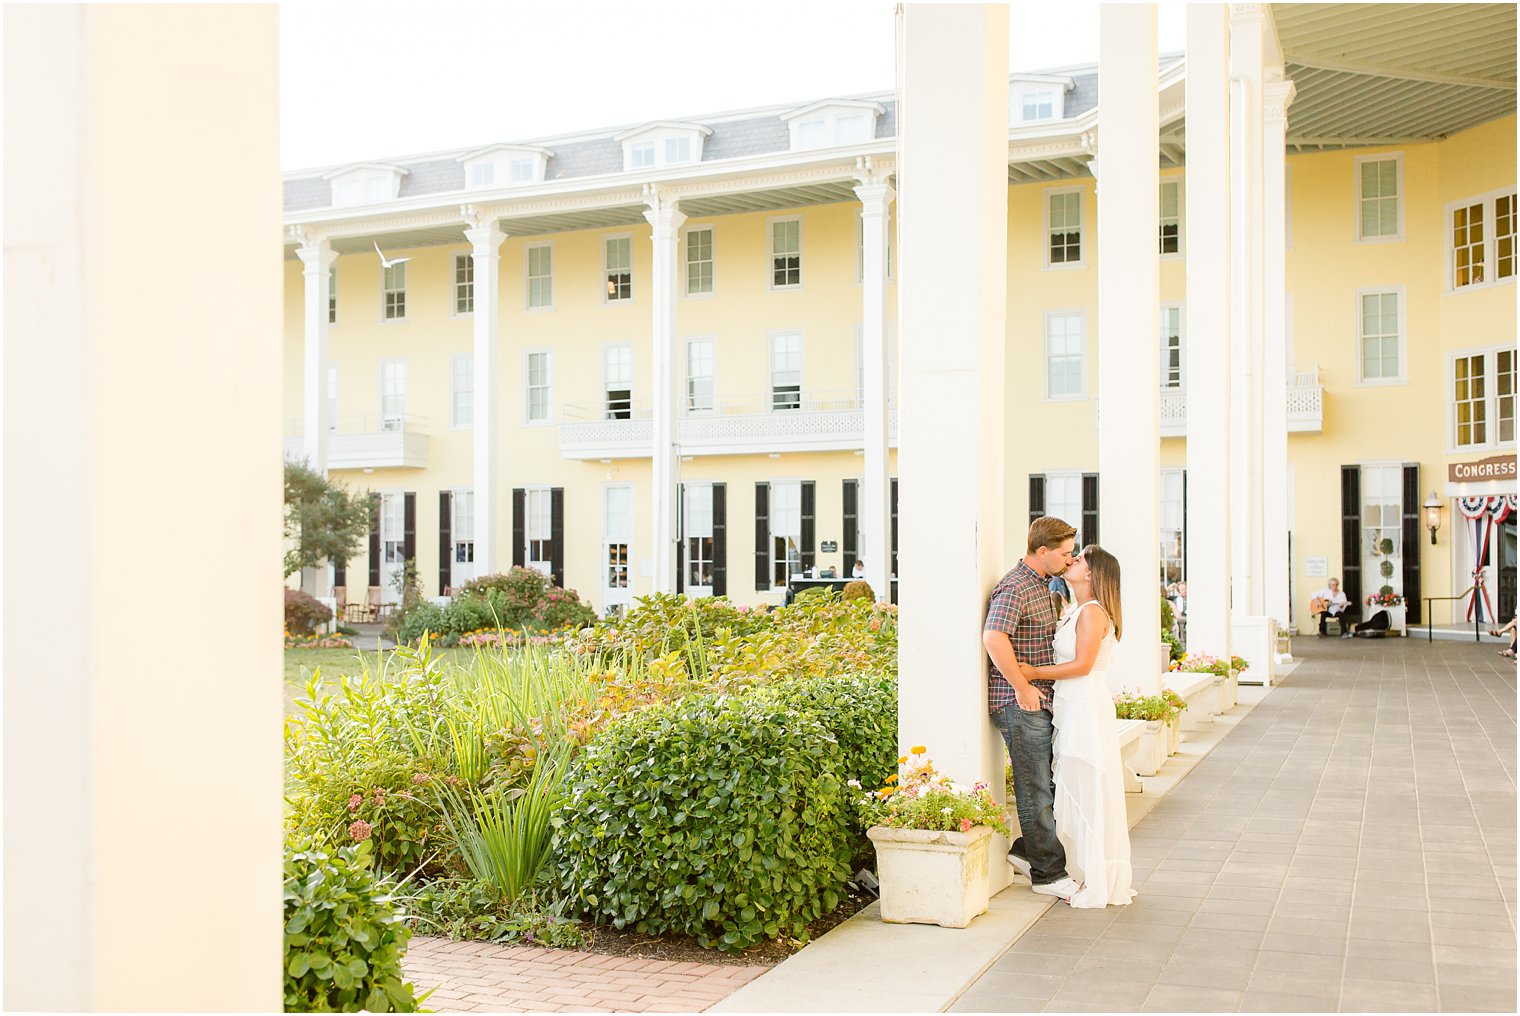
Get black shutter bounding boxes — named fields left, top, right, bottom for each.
left=368, top=493, right=381, bottom=587
left=1341, top=465, right=1362, bottom=607
left=1181, top=470, right=1188, bottom=582
left=800, top=481, right=816, bottom=573
left=1081, top=473, right=1100, bottom=549
left=334, top=556, right=346, bottom=591
left=755, top=482, right=770, bottom=591
left=438, top=490, right=452, bottom=595
left=676, top=483, right=685, bottom=594
left=512, top=488, right=526, bottom=568
left=712, top=483, right=727, bottom=597
left=1402, top=463, right=1422, bottom=624
left=1028, top=475, right=1046, bottom=525
left=890, top=477, right=899, bottom=579
left=842, top=479, right=859, bottom=578
left=550, top=488, right=565, bottom=588
left=403, top=493, right=416, bottom=569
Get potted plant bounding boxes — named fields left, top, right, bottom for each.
left=1170, top=652, right=1231, bottom=719
left=859, top=747, right=1010, bottom=929
left=1113, top=690, right=1186, bottom=774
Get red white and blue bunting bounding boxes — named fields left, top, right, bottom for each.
left=1458, top=494, right=1518, bottom=621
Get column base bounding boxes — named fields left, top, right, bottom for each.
left=1230, top=615, right=1278, bottom=686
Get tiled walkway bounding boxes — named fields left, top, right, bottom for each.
left=403, top=935, right=768, bottom=1012
left=952, top=637, right=1517, bottom=1013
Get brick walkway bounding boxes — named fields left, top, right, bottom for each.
left=403, top=935, right=769, bottom=1012
left=951, top=637, right=1517, bottom=1013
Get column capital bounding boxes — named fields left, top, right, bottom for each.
left=641, top=184, right=686, bottom=235
left=462, top=213, right=505, bottom=255
left=1263, top=78, right=1297, bottom=124
left=1080, top=129, right=1100, bottom=180
left=293, top=233, right=337, bottom=273
left=852, top=155, right=895, bottom=193
left=1229, top=3, right=1264, bottom=23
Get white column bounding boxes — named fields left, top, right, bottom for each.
left=1262, top=77, right=1296, bottom=639
left=465, top=219, right=505, bottom=576
left=645, top=190, right=686, bottom=593
left=1184, top=4, right=1233, bottom=662
left=899, top=2, right=1010, bottom=891
left=1230, top=5, right=1265, bottom=619
left=1096, top=3, right=1162, bottom=694
left=295, top=237, right=337, bottom=476
left=855, top=166, right=895, bottom=602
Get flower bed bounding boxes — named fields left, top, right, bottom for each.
left=284, top=630, right=354, bottom=649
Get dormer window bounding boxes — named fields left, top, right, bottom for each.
left=614, top=122, right=711, bottom=172
left=1009, top=76, right=1075, bottom=125
left=325, top=164, right=408, bottom=208
left=782, top=100, right=885, bottom=151
left=457, top=144, right=553, bottom=191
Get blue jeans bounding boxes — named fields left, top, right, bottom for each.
left=994, top=703, right=1068, bottom=885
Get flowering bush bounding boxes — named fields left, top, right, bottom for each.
left=284, top=630, right=355, bottom=649
left=285, top=587, right=334, bottom=635
left=393, top=568, right=597, bottom=646
left=1229, top=655, right=1249, bottom=673
left=1170, top=652, right=1230, bottom=678
left=1113, top=689, right=1186, bottom=723
left=856, top=748, right=1010, bottom=837
left=1366, top=592, right=1405, bottom=607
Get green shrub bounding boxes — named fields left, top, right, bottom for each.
left=553, top=693, right=852, bottom=951
left=394, top=569, right=597, bottom=645
left=284, top=839, right=423, bottom=1012
left=286, top=587, right=334, bottom=635
left=841, top=580, right=874, bottom=602
left=403, top=879, right=586, bottom=948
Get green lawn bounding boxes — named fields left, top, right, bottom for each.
left=283, top=646, right=481, bottom=713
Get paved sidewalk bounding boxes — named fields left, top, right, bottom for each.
left=402, top=936, right=768, bottom=1012
left=951, top=637, right=1517, bottom=1013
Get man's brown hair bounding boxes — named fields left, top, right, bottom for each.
left=1027, top=516, right=1078, bottom=555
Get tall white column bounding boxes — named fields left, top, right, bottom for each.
left=1096, top=3, right=1162, bottom=694
left=1262, top=77, right=1296, bottom=636
left=855, top=164, right=895, bottom=603
left=1230, top=5, right=1265, bottom=618
left=898, top=2, right=1010, bottom=891
left=645, top=190, right=686, bottom=593
left=1185, top=4, right=1233, bottom=662
left=295, top=237, right=337, bottom=476
left=465, top=218, right=504, bottom=576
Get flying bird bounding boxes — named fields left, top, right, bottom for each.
left=374, top=241, right=411, bottom=268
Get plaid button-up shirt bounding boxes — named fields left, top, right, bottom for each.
left=984, top=561, right=1059, bottom=713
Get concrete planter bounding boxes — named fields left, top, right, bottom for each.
left=1218, top=669, right=1238, bottom=711
left=867, top=824, right=992, bottom=928
left=1132, top=720, right=1171, bottom=776
left=1164, top=714, right=1181, bottom=754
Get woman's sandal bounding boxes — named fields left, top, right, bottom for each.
left=1500, top=649, right=1515, bottom=658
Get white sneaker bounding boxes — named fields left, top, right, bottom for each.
left=1007, top=850, right=1032, bottom=882
left=1033, top=877, right=1081, bottom=902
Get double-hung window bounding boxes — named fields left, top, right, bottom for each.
left=604, top=486, right=632, bottom=590
left=604, top=345, right=633, bottom=420
left=1045, top=311, right=1085, bottom=399
left=770, top=333, right=802, bottom=411
left=1159, top=180, right=1181, bottom=255
left=685, top=483, right=714, bottom=591
left=383, top=262, right=406, bottom=320
left=685, top=226, right=714, bottom=295
left=454, top=254, right=474, bottom=315
left=686, top=338, right=715, bottom=413
left=453, top=490, right=475, bottom=565
left=526, top=244, right=553, bottom=309
left=770, top=218, right=802, bottom=289
left=381, top=493, right=405, bottom=566
left=380, top=361, right=406, bottom=431
left=604, top=236, right=632, bottom=303
left=328, top=264, right=338, bottom=324
left=629, top=143, right=656, bottom=169
left=1046, top=188, right=1083, bottom=266
left=1160, top=305, right=1183, bottom=389
left=1452, top=347, right=1517, bottom=449
left=1021, top=90, right=1054, bottom=122
left=1044, top=473, right=1083, bottom=546
left=1160, top=470, right=1185, bottom=585
left=1356, top=155, right=1403, bottom=241
left=1357, top=288, right=1404, bottom=383
left=526, top=489, right=552, bottom=575
left=1360, top=464, right=1403, bottom=597
left=768, top=481, right=802, bottom=589
left=451, top=355, right=472, bottom=428
left=1449, top=189, right=1518, bottom=290
left=525, top=351, right=552, bottom=424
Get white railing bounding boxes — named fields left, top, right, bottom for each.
left=1158, top=367, right=1323, bottom=437
left=284, top=414, right=432, bottom=469
left=558, top=389, right=898, bottom=459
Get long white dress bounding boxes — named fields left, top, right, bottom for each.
left=1050, top=600, right=1137, bottom=909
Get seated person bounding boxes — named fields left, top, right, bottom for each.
left=1311, top=578, right=1352, bottom=636
left=1490, top=617, right=1518, bottom=659
left=852, top=559, right=866, bottom=579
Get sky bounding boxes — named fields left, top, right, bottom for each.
left=279, top=0, right=1188, bottom=172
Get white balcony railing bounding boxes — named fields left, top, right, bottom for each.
left=284, top=414, right=431, bottom=469
left=1159, top=367, right=1324, bottom=437
left=558, top=389, right=899, bottom=459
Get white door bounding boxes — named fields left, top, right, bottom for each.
left=603, top=485, right=633, bottom=615
left=451, top=490, right=476, bottom=590
left=380, top=492, right=405, bottom=603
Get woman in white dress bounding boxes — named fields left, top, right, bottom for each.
left=1017, top=545, right=1136, bottom=909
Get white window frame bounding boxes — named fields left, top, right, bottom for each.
left=683, top=224, right=715, bottom=298
left=452, top=488, right=476, bottom=569
left=378, top=359, right=407, bottom=431
left=458, top=145, right=549, bottom=190
left=629, top=142, right=656, bottom=169
left=1044, top=472, right=1084, bottom=546
left=1043, top=185, right=1086, bottom=269
left=602, top=483, right=634, bottom=598
left=525, top=486, right=553, bottom=576
left=683, top=482, right=715, bottom=595
left=767, top=479, right=803, bottom=590
left=685, top=336, right=716, bottom=414
left=603, top=342, right=634, bottom=420
left=1043, top=310, right=1087, bottom=401
left=452, top=251, right=474, bottom=317
left=1160, top=303, right=1184, bottom=389
left=380, top=260, right=406, bottom=322
left=450, top=354, right=473, bottom=429
left=525, top=242, right=554, bottom=311
left=328, top=263, right=338, bottom=325
left=1445, top=187, right=1519, bottom=293
left=782, top=102, right=882, bottom=151
left=616, top=124, right=709, bottom=170
left=603, top=233, right=634, bottom=304
left=1159, top=176, right=1185, bottom=258
left=767, top=215, right=803, bottom=291
left=1009, top=77, right=1071, bottom=125
left=1358, top=461, right=1405, bottom=599
left=1353, top=152, right=1405, bottom=244
left=524, top=349, right=553, bottom=426
left=1354, top=286, right=1407, bottom=386
left=768, top=331, right=803, bottom=412
left=1159, top=469, right=1185, bottom=586
left=1447, top=344, right=1519, bottom=453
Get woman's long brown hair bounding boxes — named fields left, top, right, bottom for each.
left=1082, top=544, right=1123, bottom=641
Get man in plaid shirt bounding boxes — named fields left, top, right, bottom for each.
left=983, top=516, right=1080, bottom=901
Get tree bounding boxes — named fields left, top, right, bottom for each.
left=284, top=461, right=372, bottom=579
